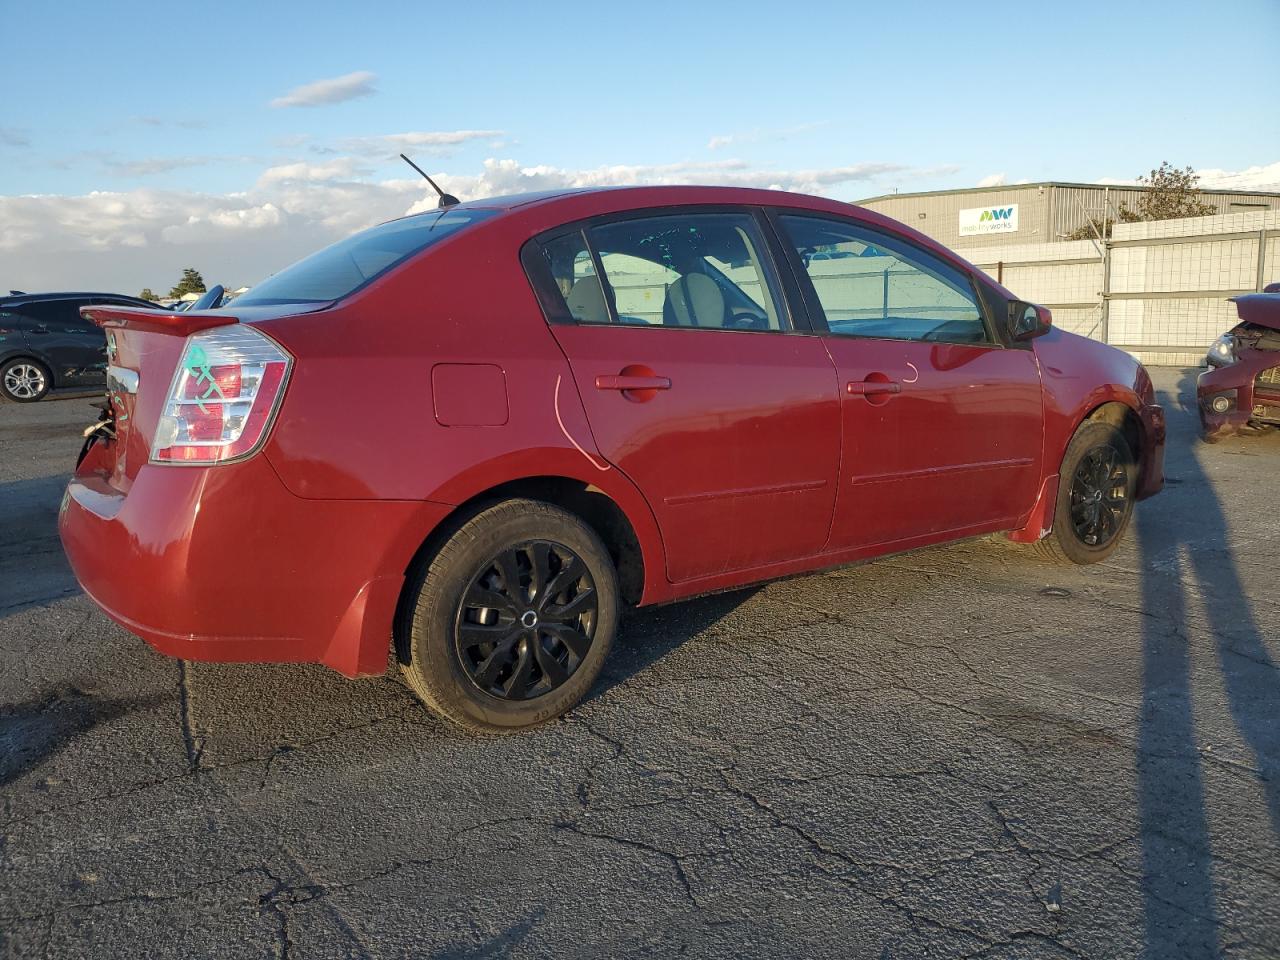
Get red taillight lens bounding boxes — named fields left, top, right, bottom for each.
left=151, top=325, right=292, bottom=465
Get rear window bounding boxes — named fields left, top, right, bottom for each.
left=235, top=207, right=498, bottom=306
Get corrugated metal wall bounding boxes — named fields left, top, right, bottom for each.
left=860, top=184, right=1280, bottom=251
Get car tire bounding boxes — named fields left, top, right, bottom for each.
left=1035, top=420, right=1137, bottom=565
left=398, top=498, right=619, bottom=732
left=1, top=358, right=51, bottom=402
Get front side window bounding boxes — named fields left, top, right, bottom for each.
left=536, top=212, right=788, bottom=331
left=236, top=207, right=498, bottom=306
left=780, top=214, right=989, bottom=344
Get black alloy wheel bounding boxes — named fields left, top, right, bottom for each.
left=1036, top=419, right=1138, bottom=565
left=398, top=498, right=619, bottom=732
left=456, top=540, right=597, bottom=701
left=1067, top=444, right=1130, bottom=548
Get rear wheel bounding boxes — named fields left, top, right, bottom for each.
left=399, top=499, right=619, bottom=732
left=1, top=359, right=50, bottom=402
left=1035, top=420, right=1137, bottom=565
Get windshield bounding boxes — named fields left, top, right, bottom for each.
left=235, top=207, right=498, bottom=306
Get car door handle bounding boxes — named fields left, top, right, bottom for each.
left=846, top=380, right=900, bottom=396
left=595, top=374, right=671, bottom=391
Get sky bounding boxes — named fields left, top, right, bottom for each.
left=2, top=0, right=1278, bottom=294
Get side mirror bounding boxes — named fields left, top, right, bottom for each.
left=1009, top=301, right=1053, bottom=341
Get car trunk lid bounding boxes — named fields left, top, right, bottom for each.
left=80, top=306, right=240, bottom=491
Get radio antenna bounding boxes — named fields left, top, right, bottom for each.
left=399, top=153, right=460, bottom=208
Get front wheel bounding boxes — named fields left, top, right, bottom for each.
left=398, top=499, right=619, bottom=732
left=1035, top=420, right=1137, bottom=565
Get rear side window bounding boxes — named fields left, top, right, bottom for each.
left=236, top=207, right=498, bottom=306
left=0, top=311, right=30, bottom=332
left=531, top=211, right=788, bottom=331
left=779, top=214, right=989, bottom=344
left=13, top=300, right=95, bottom=332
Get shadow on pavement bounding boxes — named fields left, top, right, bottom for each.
left=0, top=475, right=77, bottom=615
left=0, top=681, right=166, bottom=787
left=586, top=587, right=758, bottom=704
left=1136, top=371, right=1280, bottom=956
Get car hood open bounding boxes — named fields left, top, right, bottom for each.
left=1232, top=293, right=1280, bottom=332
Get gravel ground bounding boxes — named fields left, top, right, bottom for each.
left=1, top=368, right=1277, bottom=959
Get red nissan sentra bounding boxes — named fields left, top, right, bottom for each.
left=59, top=186, right=1165, bottom=731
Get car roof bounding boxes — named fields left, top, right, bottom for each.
left=0, top=291, right=155, bottom=307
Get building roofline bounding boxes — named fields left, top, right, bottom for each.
left=857, top=181, right=1280, bottom=204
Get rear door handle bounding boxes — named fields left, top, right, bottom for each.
left=846, top=380, right=900, bottom=396
left=595, top=375, right=671, bottom=391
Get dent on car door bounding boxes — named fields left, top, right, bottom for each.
left=772, top=211, right=1044, bottom=550
left=528, top=209, right=842, bottom=583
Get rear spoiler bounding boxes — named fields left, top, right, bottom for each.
left=80, top=305, right=238, bottom=336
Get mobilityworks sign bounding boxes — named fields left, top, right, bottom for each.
left=959, top=204, right=1019, bottom=236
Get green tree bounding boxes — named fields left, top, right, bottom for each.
left=1065, top=209, right=1141, bottom=241
left=168, top=268, right=207, bottom=299
left=1065, top=162, right=1218, bottom=240
left=138, top=287, right=159, bottom=301
left=1131, top=162, right=1217, bottom=221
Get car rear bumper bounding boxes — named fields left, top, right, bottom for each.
left=58, top=449, right=450, bottom=677
left=1197, top=353, right=1280, bottom=441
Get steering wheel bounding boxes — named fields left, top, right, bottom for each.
left=728, top=311, right=768, bottom=330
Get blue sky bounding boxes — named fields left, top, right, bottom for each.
left=2, top=0, right=1278, bottom=292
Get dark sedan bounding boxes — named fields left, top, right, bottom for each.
left=0, top=291, right=163, bottom=401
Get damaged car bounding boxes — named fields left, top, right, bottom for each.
left=1198, top=289, right=1280, bottom=441
left=59, top=185, right=1166, bottom=732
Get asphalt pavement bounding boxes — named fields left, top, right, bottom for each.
left=1, top=368, right=1277, bottom=959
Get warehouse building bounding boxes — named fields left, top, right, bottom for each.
left=858, top=182, right=1280, bottom=251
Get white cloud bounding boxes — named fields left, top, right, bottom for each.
left=0, top=155, right=948, bottom=293
left=270, top=71, right=377, bottom=108
left=1094, top=162, right=1280, bottom=193
left=338, top=129, right=505, bottom=158
left=977, top=172, right=1006, bottom=188
left=403, top=157, right=924, bottom=214
left=1196, top=161, right=1280, bottom=193
left=161, top=203, right=286, bottom=244
left=707, top=135, right=734, bottom=150
left=257, top=158, right=372, bottom=185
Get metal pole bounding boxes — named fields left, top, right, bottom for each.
left=1258, top=229, right=1268, bottom=292
left=1101, top=242, right=1111, bottom=345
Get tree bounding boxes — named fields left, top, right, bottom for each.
left=138, top=288, right=159, bottom=301
left=168, top=268, right=207, bottom=299
left=1065, top=210, right=1140, bottom=242
left=1131, top=162, right=1217, bottom=221
left=1065, top=162, right=1218, bottom=240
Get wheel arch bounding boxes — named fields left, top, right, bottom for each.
left=391, top=469, right=664, bottom=665
left=1084, top=400, right=1144, bottom=467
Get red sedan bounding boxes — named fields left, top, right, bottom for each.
left=59, top=186, right=1165, bottom=731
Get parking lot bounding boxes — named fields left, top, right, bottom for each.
left=0, top=368, right=1276, bottom=959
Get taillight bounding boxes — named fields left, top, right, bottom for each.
left=151, top=325, right=292, bottom=464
